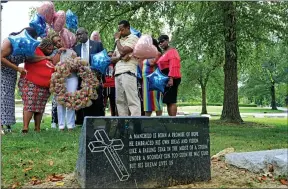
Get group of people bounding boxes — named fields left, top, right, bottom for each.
left=0, top=20, right=181, bottom=134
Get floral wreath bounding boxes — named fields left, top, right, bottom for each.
left=50, top=56, right=99, bottom=110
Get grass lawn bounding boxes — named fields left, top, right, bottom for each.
left=1, top=117, right=287, bottom=188
left=176, top=106, right=285, bottom=114
left=210, top=117, right=288, bottom=155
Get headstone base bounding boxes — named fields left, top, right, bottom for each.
left=76, top=117, right=211, bottom=188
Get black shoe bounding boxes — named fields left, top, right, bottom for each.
left=5, top=129, right=12, bottom=133
left=75, top=121, right=83, bottom=125
left=22, top=130, right=28, bottom=134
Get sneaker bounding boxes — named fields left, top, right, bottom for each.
left=51, top=123, right=57, bottom=128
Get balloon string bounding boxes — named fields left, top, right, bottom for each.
left=163, top=87, right=171, bottom=96
left=138, top=88, right=143, bottom=102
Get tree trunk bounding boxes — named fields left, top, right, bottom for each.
left=270, top=82, right=277, bottom=110
left=201, top=84, right=208, bottom=114
left=220, top=1, right=243, bottom=123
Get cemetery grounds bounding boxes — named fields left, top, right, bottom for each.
left=1, top=105, right=287, bottom=188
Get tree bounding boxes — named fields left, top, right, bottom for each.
left=54, top=1, right=174, bottom=49
left=172, top=2, right=224, bottom=114
left=276, top=83, right=288, bottom=107
left=220, top=1, right=288, bottom=122
left=53, top=1, right=288, bottom=122
left=220, top=2, right=243, bottom=122
left=240, top=42, right=288, bottom=109
left=172, top=1, right=287, bottom=121
left=262, top=43, right=288, bottom=109
left=207, top=69, right=224, bottom=104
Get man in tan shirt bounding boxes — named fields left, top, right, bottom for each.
left=111, top=20, right=141, bottom=116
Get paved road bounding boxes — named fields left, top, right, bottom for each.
left=277, top=107, right=288, bottom=112
left=14, top=104, right=287, bottom=123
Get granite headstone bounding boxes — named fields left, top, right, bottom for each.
left=76, top=116, right=210, bottom=188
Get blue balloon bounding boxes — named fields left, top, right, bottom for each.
left=91, top=49, right=111, bottom=74
left=8, top=29, right=40, bottom=57
left=146, top=68, right=169, bottom=93
left=137, top=65, right=142, bottom=79
left=130, top=27, right=141, bottom=38
left=29, top=13, right=46, bottom=38
left=66, top=9, right=78, bottom=30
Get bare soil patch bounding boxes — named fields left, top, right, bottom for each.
left=22, top=160, right=287, bottom=188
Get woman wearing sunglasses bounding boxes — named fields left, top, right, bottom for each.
left=157, top=35, right=181, bottom=116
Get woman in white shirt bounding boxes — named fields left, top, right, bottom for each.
left=51, top=34, right=78, bottom=131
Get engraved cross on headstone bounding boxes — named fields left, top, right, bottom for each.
left=88, top=129, right=130, bottom=181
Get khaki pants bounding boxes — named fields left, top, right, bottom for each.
left=115, top=74, right=141, bottom=116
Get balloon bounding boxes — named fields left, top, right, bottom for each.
left=53, top=10, right=66, bottom=32
left=45, top=24, right=54, bottom=36
left=66, top=9, right=78, bottom=30
left=8, top=29, right=40, bottom=57
left=130, top=27, right=141, bottom=37
left=29, top=14, right=46, bottom=38
left=146, top=68, right=169, bottom=93
left=91, top=49, right=111, bottom=74
left=36, top=1, right=55, bottom=25
left=133, top=34, right=158, bottom=59
left=59, top=28, right=76, bottom=49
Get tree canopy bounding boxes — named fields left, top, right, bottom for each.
left=52, top=1, right=288, bottom=123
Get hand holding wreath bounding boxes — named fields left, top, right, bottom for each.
left=50, top=56, right=99, bottom=110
